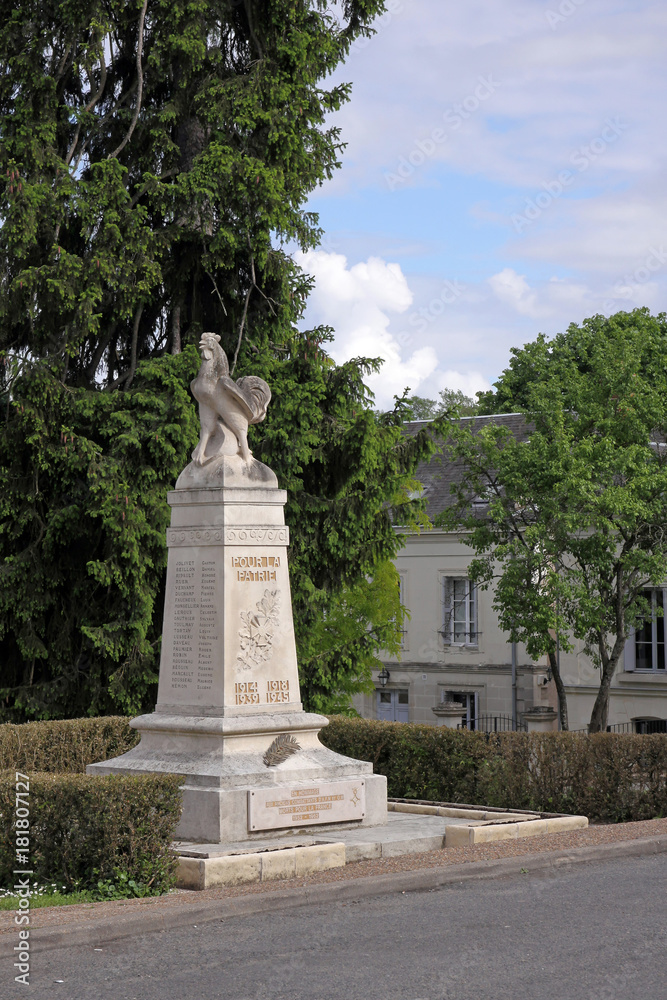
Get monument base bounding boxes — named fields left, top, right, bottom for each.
left=87, top=711, right=387, bottom=843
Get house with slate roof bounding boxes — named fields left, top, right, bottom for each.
left=352, top=414, right=667, bottom=734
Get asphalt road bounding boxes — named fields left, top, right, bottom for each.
left=3, top=854, right=665, bottom=1000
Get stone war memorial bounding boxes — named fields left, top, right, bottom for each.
left=89, top=333, right=387, bottom=844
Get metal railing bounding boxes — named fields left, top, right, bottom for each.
left=458, top=713, right=528, bottom=733
left=635, top=719, right=667, bottom=734
left=571, top=720, right=667, bottom=734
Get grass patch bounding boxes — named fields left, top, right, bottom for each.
left=0, top=890, right=96, bottom=910
left=0, top=869, right=174, bottom=910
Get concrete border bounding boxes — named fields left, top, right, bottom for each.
left=445, top=814, right=588, bottom=847
left=177, top=842, right=345, bottom=889
left=389, top=802, right=541, bottom=822
left=20, top=834, right=667, bottom=953
left=388, top=799, right=588, bottom=848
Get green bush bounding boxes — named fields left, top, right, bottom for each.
left=0, top=772, right=182, bottom=892
left=321, top=716, right=492, bottom=803
left=0, top=716, right=138, bottom=773
left=2, top=716, right=664, bottom=835
left=321, top=717, right=667, bottom=823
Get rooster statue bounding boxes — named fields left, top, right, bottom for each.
left=190, top=333, right=271, bottom=465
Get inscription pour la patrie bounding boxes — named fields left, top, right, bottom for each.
left=233, top=554, right=280, bottom=583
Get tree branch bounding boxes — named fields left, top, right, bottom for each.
left=129, top=167, right=178, bottom=209
left=231, top=283, right=252, bottom=376
left=55, top=42, right=73, bottom=83
left=124, top=304, right=144, bottom=389
left=205, top=269, right=228, bottom=316
left=71, top=81, right=137, bottom=175
left=85, top=324, right=116, bottom=385
left=105, top=307, right=143, bottom=390
left=65, top=49, right=108, bottom=168
left=242, top=0, right=264, bottom=58
left=109, top=0, right=149, bottom=159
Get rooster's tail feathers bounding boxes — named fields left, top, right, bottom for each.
left=234, top=376, right=271, bottom=424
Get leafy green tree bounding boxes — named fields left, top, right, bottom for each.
left=441, top=309, right=667, bottom=732
left=298, top=559, right=406, bottom=715
left=0, top=350, right=200, bottom=719
left=437, top=387, right=478, bottom=416
left=1, top=0, right=385, bottom=378
left=404, top=395, right=439, bottom=420
left=0, top=0, right=440, bottom=719
left=405, top=388, right=478, bottom=420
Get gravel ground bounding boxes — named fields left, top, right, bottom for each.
left=2, top=816, right=665, bottom=934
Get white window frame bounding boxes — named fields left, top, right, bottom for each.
left=625, top=587, right=667, bottom=672
left=441, top=576, right=478, bottom=647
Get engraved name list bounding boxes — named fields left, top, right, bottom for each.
left=170, top=558, right=219, bottom=693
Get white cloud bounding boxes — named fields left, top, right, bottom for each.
left=488, top=268, right=595, bottom=320
left=322, top=0, right=667, bottom=195
left=294, top=250, right=491, bottom=407
left=419, top=367, right=491, bottom=403
left=301, top=0, right=667, bottom=392
left=488, top=268, right=543, bottom=317
left=512, top=184, right=667, bottom=275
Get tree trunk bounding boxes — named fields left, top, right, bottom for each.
left=588, top=645, right=623, bottom=732
left=547, top=649, right=568, bottom=730
left=171, top=302, right=181, bottom=355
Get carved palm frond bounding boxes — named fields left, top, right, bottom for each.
left=263, top=733, right=301, bottom=767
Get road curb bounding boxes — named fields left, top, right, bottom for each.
left=23, top=834, right=667, bottom=952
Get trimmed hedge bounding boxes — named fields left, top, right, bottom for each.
left=0, top=716, right=138, bottom=773
left=320, top=716, right=667, bottom=823
left=2, top=716, right=664, bottom=833
left=0, top=772, right=182, bottom=892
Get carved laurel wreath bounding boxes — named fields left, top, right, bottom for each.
left=263, top=734, right=301, bottom=767
left=237, top=590, right=281, bottom=671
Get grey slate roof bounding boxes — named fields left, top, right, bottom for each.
left=406, top=413, right=530, bottom=520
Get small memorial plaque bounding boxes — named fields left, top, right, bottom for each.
left=248, top=779, right=366, bottom=831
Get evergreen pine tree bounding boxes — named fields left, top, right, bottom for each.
left=0, top=0, right=439, bottom=719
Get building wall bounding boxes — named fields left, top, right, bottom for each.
left=352, top=529, right=667, bottom=731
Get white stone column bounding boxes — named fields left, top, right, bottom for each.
left=431, top=702, right=466, bottom=729
left=521, top=706, right=558, bottom=733
left=157, top=485, right=301, bottom=719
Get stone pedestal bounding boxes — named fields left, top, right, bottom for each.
left=431, top=702, right=466, bottom=729
left=88, top=456, right=386, bottom=842
left=522, top=706, right=558, bottom=733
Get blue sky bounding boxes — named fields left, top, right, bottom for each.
left=294, top=0, right=667, bottom=408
